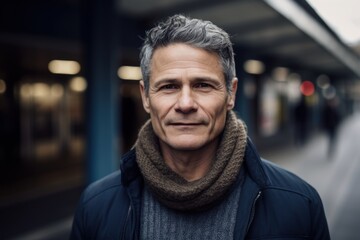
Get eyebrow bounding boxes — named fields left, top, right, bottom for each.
left=153, top=76, right=222, bottom=85
left=193, top=77, right=222, bottom=84
left=152, top=79, right=179, bottom=89
left=151, top=74, right=226, bottom=92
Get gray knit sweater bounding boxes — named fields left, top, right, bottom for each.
left=140, top=174, right=244, bottom=240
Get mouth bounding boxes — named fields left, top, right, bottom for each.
left=171, top=122, right=202, bottom=126
left=168, top=121, right=206, bottom=127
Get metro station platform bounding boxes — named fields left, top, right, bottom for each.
left=2, top=112, right=360, bottom=240
left=262, top=112, right=360, bottom=240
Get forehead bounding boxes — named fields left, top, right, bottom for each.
left=150, top=43, right=223, bottom=77
left=152, top=43, right=219, bottom=60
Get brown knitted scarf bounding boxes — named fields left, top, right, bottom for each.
left=135, top=110, right=247, bottom=211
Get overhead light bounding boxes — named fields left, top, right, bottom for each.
left=244, top=60, right=265, bottom=75
left=20, top=84, right=33, bottom=98
left=287, top=76, right=302, bottom=102
left=70, top=76, right=87, bottom=92
left=48, top=60, right=81, bottom=75
left=272, top=67, right=289, bottom=81
left=322, top=85, right=336, bottom=100
left=118, top=66, right=142, bottom=80
left=244, top=80, right=256, bottom=98
left=0, top=79, right=6, bottom=94
left=51, top=84, right=64, bottom=98
left=33, top=83, right=50, bottom=98
left=316, top=74, right=330, bottom=89
left=288, top=73, right=301, bottom=82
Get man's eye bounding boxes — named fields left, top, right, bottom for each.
left=194, top=83, right=211, bottom=88
left=160, top=84, right=178, bottom=90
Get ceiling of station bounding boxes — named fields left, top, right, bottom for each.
left=1, top=0, right=359, bottom=80
left=118, top=0, right=360, bottom=79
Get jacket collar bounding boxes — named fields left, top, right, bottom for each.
left=233, top=137, right=269, bottom=239
left=119, top=149, right=142, bottom=240
left=120, top=149, right=140, bottom=187
left=243, top=137, right=270, bottom=188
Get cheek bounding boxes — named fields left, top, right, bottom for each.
left=205, top=95, right=229, bottom=114
left=150, top=95, right=176, bottom=113
left=214, top=109, right=227, bottom=126
left=204, top=97, right=228, bottom=130
left=148, top=99, right=171, bottom=126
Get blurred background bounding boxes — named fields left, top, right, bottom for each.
left=1, top=0, right=360, bottom=239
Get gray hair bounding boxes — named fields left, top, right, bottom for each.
left=140, top=14, right=236, bottom=93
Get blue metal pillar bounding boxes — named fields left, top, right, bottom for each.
left=233, top=50, right=249, bottom=125
left=83, top=0, right=120, bottom=183
left=234, top=70, right=248, bottom=120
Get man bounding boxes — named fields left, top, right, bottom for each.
left=322, top=97, right=341, bottom=157
left=71, top=14, right=330, bottom=239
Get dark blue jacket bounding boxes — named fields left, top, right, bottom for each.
left=70, top=139, right=330, bottom=239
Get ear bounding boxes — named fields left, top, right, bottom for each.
left=139, top=80, right=151, bottom=113
left=227, top=77, right=238, bottom=110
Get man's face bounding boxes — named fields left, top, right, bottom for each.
left=140, top=43, right=237, bottom=152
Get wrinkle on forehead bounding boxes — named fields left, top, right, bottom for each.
left=150, top=43, right=224, bottom=83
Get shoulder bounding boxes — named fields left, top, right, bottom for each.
left=244, top=139, right=319, bottom=199
left=260, top=159, right=321, bottom=201
left=71, top=171, right=131, bottom=239
left=81, top=170, right=124, bottom=205
left=71, top=150, right=141, bottom=238
left=80, top=149, right=138, bottom=205
left=247, top=160, right=330, bottom=238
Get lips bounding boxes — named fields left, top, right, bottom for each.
left=171, top=122, right=202, bottom=125
left=165, top=118, right=207, bottom=126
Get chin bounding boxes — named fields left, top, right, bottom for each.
left=172, top=145, right=202, bottom=151
left=168, top=140, right=208, bottom=151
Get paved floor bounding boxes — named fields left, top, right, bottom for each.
left=1, top=187, right=82, bottom=240
left=262, top=112, right=360, bottom=240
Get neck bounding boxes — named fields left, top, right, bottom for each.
left=159, top=140, right=218, bottom=182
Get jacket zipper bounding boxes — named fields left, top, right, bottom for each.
left=246, top=190, right=262, bottom=234
left=121, top=204, right=132, bottom=240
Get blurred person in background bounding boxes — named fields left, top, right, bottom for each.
left=294, top=95, right=309, bottom=146
left=322, top=97, right=341, bottom=157
left=70, top=14, right=330, bottom=239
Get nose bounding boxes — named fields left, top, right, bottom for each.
left=175, top=86, right=198, bottom=113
